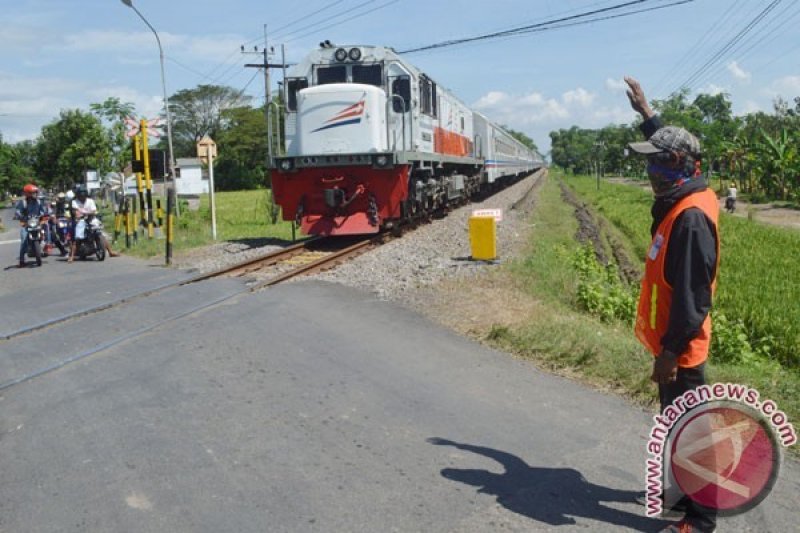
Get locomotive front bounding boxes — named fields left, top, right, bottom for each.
left=272, top=45, right=412, bottom=236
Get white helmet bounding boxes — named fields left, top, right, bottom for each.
left=65, top=190, right=75, bottom=201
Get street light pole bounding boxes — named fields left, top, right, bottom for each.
left=120, top=0, right=177, bottom=207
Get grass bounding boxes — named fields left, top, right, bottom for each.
left=491, top=172, right=799, bottom=443
left=499, top=174, right=655, bottom=404
left=564, top=174, right=800, bottom=369
left=107, top=189, right=296, bottom=258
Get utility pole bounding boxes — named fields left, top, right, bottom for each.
left=243, top=27, right=291, bottom=224
left=594, top=141, right=605, bottom=190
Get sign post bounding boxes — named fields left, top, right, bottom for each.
left=197, top=135, right=218, bottom=240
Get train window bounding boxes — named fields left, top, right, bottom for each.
left=286, top=78, right=308, bottom=111
left=317, top=66, right=346, bottom=85
left=420, top=77, right=434, bottom=116
left=419, top=78, right=428, bottom=114
left=352, top=64, right=382, bottom=87
left=391, top=78, right=411, bottom=112
left=418, top=77, right=438, bottom=117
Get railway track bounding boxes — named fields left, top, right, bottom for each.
left=1, top=235, right=380, bottom=343
left=0, top=235, right=382, bottom=392
left=186, top=235, right=379, bottom=289
left=1, top=171, right=540, bottom=392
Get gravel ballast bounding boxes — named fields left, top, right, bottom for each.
left=309, top=169, right=545, bottom=300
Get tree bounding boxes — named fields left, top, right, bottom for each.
left=34, top=109, right=111, bottom=190
left=167, top=84, right=252, bottom=157
left=215, top=105, right=268, bottom=190
left=0, top=135, right=34, bottom=197
left=500, top=125, right=539, bottom=152
left=90, top=97, right=136, bottom=174
left=757, top=128, right=796, bottom=200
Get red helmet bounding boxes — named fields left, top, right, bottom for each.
left=23, top=184, right=39, bottom=196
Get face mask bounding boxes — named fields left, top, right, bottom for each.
left=647, top=162, right=691, bottom=196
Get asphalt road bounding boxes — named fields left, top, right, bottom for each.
left=0, top=238, right=797, bottom=532
left=0, top=207, right=191, bottom=339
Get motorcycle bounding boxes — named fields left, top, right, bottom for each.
left=53, top=215, right=72, bottom=252
left=73, top=215, right=106, bottom=261
left=23, top=216, right=48, bottom=266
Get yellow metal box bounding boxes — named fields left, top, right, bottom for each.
left=469, top=216, right=497, bottom=260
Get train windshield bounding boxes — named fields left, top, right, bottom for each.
left=317, top=66, right=346, bottom=85
left=352, top=64, right=382, bottom=87
left=286, top=78, right=309, bottom=111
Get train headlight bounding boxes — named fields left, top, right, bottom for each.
left=334, top=48, right=348, bottom=62
left=348, top=47, right=362, bottom=61
left=373, top=154, right=391, bottom=168
left=279, top=159, right=293, bottom=171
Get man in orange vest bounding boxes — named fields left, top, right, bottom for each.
left=625, top=77, right=719, bottom=533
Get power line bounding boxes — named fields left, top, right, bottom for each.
left=400, top=0, right=696, bottom=54
left=674, top=0, right=783, bottom=93
left=691, top=1, right=800, bottom=90
left=272, top=0, right=380, bottom=41
left=398, top=0, right=694, bottom=54
left=283, top=0, right=400, bottom=43
left=269, top=0, right=348, bottom=35
left=652, top=0, right=745, bottom=97
left=232, top=70, right=261, bottom=103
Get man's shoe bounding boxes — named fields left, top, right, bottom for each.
left=659, top=519, right=715, bottom=533
left=18, top=261, right=25, bottom=268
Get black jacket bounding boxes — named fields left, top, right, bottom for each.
left=641, top=116, right=718, bottom=356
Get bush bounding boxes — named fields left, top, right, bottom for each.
left=573, top=246, right=637, bottom=324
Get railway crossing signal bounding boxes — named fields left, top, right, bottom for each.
left=124, top=116, right=162, bottom=138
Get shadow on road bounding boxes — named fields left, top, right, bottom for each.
left=428, top=437, right=667, bottom=531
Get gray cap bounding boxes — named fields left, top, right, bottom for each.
left=629, top=126, right=701, bottom=158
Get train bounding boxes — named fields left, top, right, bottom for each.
left=270, top=43, right=544, bottom=236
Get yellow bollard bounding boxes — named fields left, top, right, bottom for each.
left=469, top=216, right=497, bottom=260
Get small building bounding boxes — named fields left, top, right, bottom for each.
left=175, top=158, right=209, bottom=196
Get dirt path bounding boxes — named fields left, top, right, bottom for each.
left=606, top=177, right=800, bottom=230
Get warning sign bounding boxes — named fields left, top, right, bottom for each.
left=471, top=208, right=503, bottom=222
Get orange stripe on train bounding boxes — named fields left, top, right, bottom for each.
left=433, top=127, right=473, bottom=157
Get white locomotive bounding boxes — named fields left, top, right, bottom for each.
left=271, top=43, right=543, bottom=236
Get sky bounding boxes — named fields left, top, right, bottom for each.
left=1, top=0, right=799, bottom=154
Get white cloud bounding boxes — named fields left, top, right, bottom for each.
left=473, top=90, right=568, bottom=127
left=740, top=100, right=762, bottom=115
left=0, top=74, right=162, bottom=142
left=770, top=75, right=800, bottom=96
left=605, top=78, right=627, bottom=91
left=727, top=61, right=751, bottom=82
left=87, top=86, right=164, bottom=120
left=474, top=91, right=509, bottom=107
left=698, top=83, right=727, bottom=96
left=590, top=106, right=637, bottom=125
left=0, top=72, right=82, bottom=99
left=61, top=30, right=184, bottom=53
left=57, top=30, right=246, bottom=64
left=562, top=87, right=595, bottom=107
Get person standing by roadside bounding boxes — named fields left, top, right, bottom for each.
left=624, top=77, right=720, bottom=533
left=725, top=182, right=737, bottom=213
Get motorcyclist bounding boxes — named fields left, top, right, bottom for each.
left=49, top=192, right=71, bottom=256
left=68, top=186, right=119, bottom=262
left=54, top=192, right=72, bottom=218
left=725, top=182, right=737, bottom=213
left=14, top=183, right=47, bottom=268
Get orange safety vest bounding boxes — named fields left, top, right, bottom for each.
left=634, top=188, right=720, bottom=368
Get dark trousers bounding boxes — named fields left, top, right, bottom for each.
left=659, top=363, right=717, bottom=532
